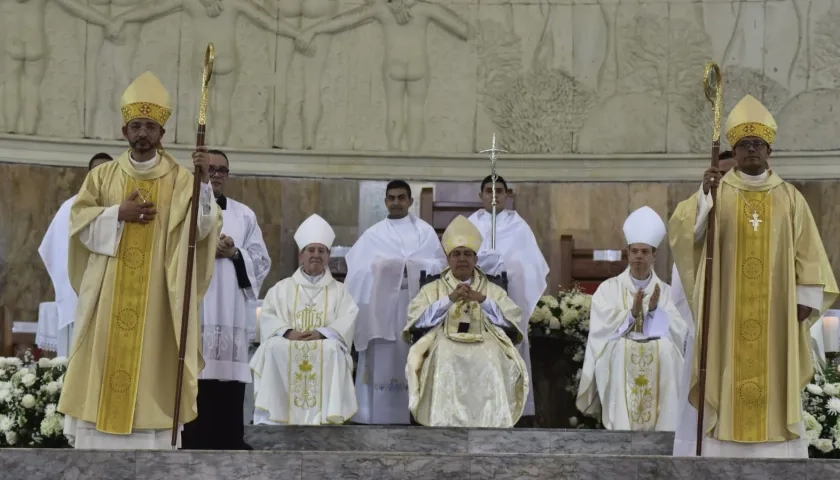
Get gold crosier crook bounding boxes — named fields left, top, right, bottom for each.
left=695, top=61, right=723, bottom=457
left=171, top=43, right=215, bottom=448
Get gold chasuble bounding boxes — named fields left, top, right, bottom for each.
left=404, top=268, right=528, bottom=427
left=58, top=151, right=222, bottom=434
left=669, top=97, right=838, bottom=445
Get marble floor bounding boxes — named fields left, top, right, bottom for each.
left=2, top=427, right=838, bottom=479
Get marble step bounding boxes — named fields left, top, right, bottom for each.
left=244, top=425, right=674, bottom=455
left=0, top=449, right=835, bottom=479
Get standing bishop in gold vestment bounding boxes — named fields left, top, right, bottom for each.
left=669, top=94, right=839, bottom=457
left=58, top=72, right=223, bottom=449
left=404, top=215, right=528, bottom=427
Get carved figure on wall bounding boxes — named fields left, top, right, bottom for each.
left=83, top=0, right=149, bottom=139
left=109, top=0, right=300, bottom=146
left=2, top=0, right=110, bottom=134
left=296, top=0, right=472, bottom=152
left=273, top=0, right=338, bottom=150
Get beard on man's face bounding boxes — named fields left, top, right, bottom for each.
left=129, top=137, right=156, bottom=153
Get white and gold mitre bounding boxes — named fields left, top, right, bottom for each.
left=623, top=206, right=666, bottom=249
left=725, top=94, right=777, bottom=146
left=120, top=71, right=172, bottom=126
left=294, top=214, right=336, bottom=251
left=441, top=215, right=483, bottom=255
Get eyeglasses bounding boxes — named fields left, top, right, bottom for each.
left=209, top=166, right=229, bottom=176
left=735, top=140, right=768, bottom=151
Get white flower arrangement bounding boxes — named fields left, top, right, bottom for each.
left=530, top=284, right=601, bottom=429
left=0, top=351, right=69, bottom=448
left=802, top=362, right=840, bottom=458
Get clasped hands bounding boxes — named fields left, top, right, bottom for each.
left=217, top=234, right=236, bottom=258
left=631, top=284, right=659, bottom=319
left=284, top=330, right=325, bottom=341
left=449, top=283, right=485, bottom=304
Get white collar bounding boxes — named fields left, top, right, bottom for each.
left=130, top=153, right=159, bottom=171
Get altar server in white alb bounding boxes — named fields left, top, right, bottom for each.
left=346, top=180, right=447, bottom=424
left=181, top=150, right=271, bottom=450
left=576, top=206, right=688, bottom=431
left=468, top=175, right=548, bottom=418
left=37, top=153, right=112, bottom=357
left=250, top=214, right=359, bottom=425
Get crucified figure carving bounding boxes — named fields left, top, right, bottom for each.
left=3, top=0, right=110, bottom=134
left=109, top=0, right=300, bottom=146
left=296, top=0, right=472, bottom=152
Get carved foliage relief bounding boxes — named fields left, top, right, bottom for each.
left=0, top=0, right=839, bottom=153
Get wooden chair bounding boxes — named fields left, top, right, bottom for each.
left=2, top=317, right=38, bottom=359
left=556, top=234, right=628, bottom=294
left=419, top=187, right=515, bottom=237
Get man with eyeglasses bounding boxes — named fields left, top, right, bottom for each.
left=669, top=94, right=838, bottom=458
left=181, top=149, right=271, bottom=450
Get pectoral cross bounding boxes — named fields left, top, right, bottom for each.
left=749, top=212, right=762, bottom=232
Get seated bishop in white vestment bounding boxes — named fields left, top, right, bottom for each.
left=404, top=215, right=528, bottom=427
left=346, top=181, right=446, bottom=424
left=577, top=207, right=688, bottom=431
left=468, top=175, right=548, bottom=418
left=37, top=154, right=113, bottom=357
left=250, top=214, right=360, bottom=425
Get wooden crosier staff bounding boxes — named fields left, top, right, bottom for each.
left=695, top=61, right=723, bottom=457
left=171, top=43, right=215, bottom=448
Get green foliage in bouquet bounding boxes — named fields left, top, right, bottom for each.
left=0, top=351, right=70, bottom=448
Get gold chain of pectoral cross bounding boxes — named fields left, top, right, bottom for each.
left=736, top=189, right=770, bottom=232
left=130, top=177, right=158, bottom=204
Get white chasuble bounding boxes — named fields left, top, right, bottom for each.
left=346, top=214, right=446, bottom=424
left=469, top=209, right=548, bottom=417
left=37, top=195, right=78, bottom=357
left=250, top=269, right=359, bottom=425
left=577, top=269, right=688, bottom=431
left=200, top=198, right=271, bottom=382
left=404, top=269, right=528, bottom=427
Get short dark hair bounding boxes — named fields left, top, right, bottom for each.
left=385, top=180, right=411, bottom=198
left=481, top=175, right=508, bottom=192
left=88, top=152, right=113, bottom=170
left=208, top=149, right=229, bottom=166
left=719, top=150, right=733, bottom=161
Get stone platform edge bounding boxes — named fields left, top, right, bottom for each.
left=0, top=449, right=837, bottom=479
left=2, top=134, right=839, bottom=182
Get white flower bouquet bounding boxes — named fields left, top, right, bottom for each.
left=530, top=285, right=601, bottom=429
left=802, top=362, right=840, bottom=458
left=0, top=351, right=69, bottom=448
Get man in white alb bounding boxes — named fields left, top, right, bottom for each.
left=182, top=150, right=271, bottom=450
left=37, top=153, right=112, bottom=357
left=468, top=175, right=548, bottom=419
left=346, top=180, right=446, bottom=424
left=250, top=214, right=359, bottom=425
left=576, top=206, right=688, bottom=431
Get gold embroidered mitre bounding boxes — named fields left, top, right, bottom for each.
left=120, top=71, right=172, bottom=126
left=725, top=94, right=777, bottom=146
left=441, top=215, right=483, bottom=255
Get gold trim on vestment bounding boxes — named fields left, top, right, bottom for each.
left=288, top=285, right=329, bottom=421
left=625, top=340, right=659, bottom=430
left=732, top=190, right=771, bottom=441
left=96, top=178, right=159, bottom=434
left=442, top=271, right=486, bottom=343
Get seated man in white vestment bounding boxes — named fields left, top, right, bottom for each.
left=250, top=214, right=360, bottom=425
left=576, top=206, right=688, bottom=431
left=36, top=153, right=112, bottom=357
left=468, top=175, right=548, bottom=419
left=346, top=180, right=447, bottom=424
left=404, top=215, right=528, bottom=427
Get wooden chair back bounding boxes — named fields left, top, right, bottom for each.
left=557, top=235, right=628, bottom=294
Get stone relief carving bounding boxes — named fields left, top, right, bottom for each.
left=108, top=0, right=298, bottom=146
left=1, top=0, right=840, bottom=154
left=295, top=0, right=473, bottom=152
left=2, top=0, right=109, bottom=135
left=272, top=0, right=339, bottom=150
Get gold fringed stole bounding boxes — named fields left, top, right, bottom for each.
left=625, top=340, right=659, bottom=430
left=732, top=189, right=772, bottom=442
left=289, top=285, right=329, bottom=415
left=96, top=178, right=160, bottom=434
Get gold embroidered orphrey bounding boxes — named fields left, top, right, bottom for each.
left=625, top=340, right=659, bottom=430
left=288, top=285, right=329, bottom=418
left=736, top=189, right=770, bottom=232
left=96, top=178, right=160, bottom=434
